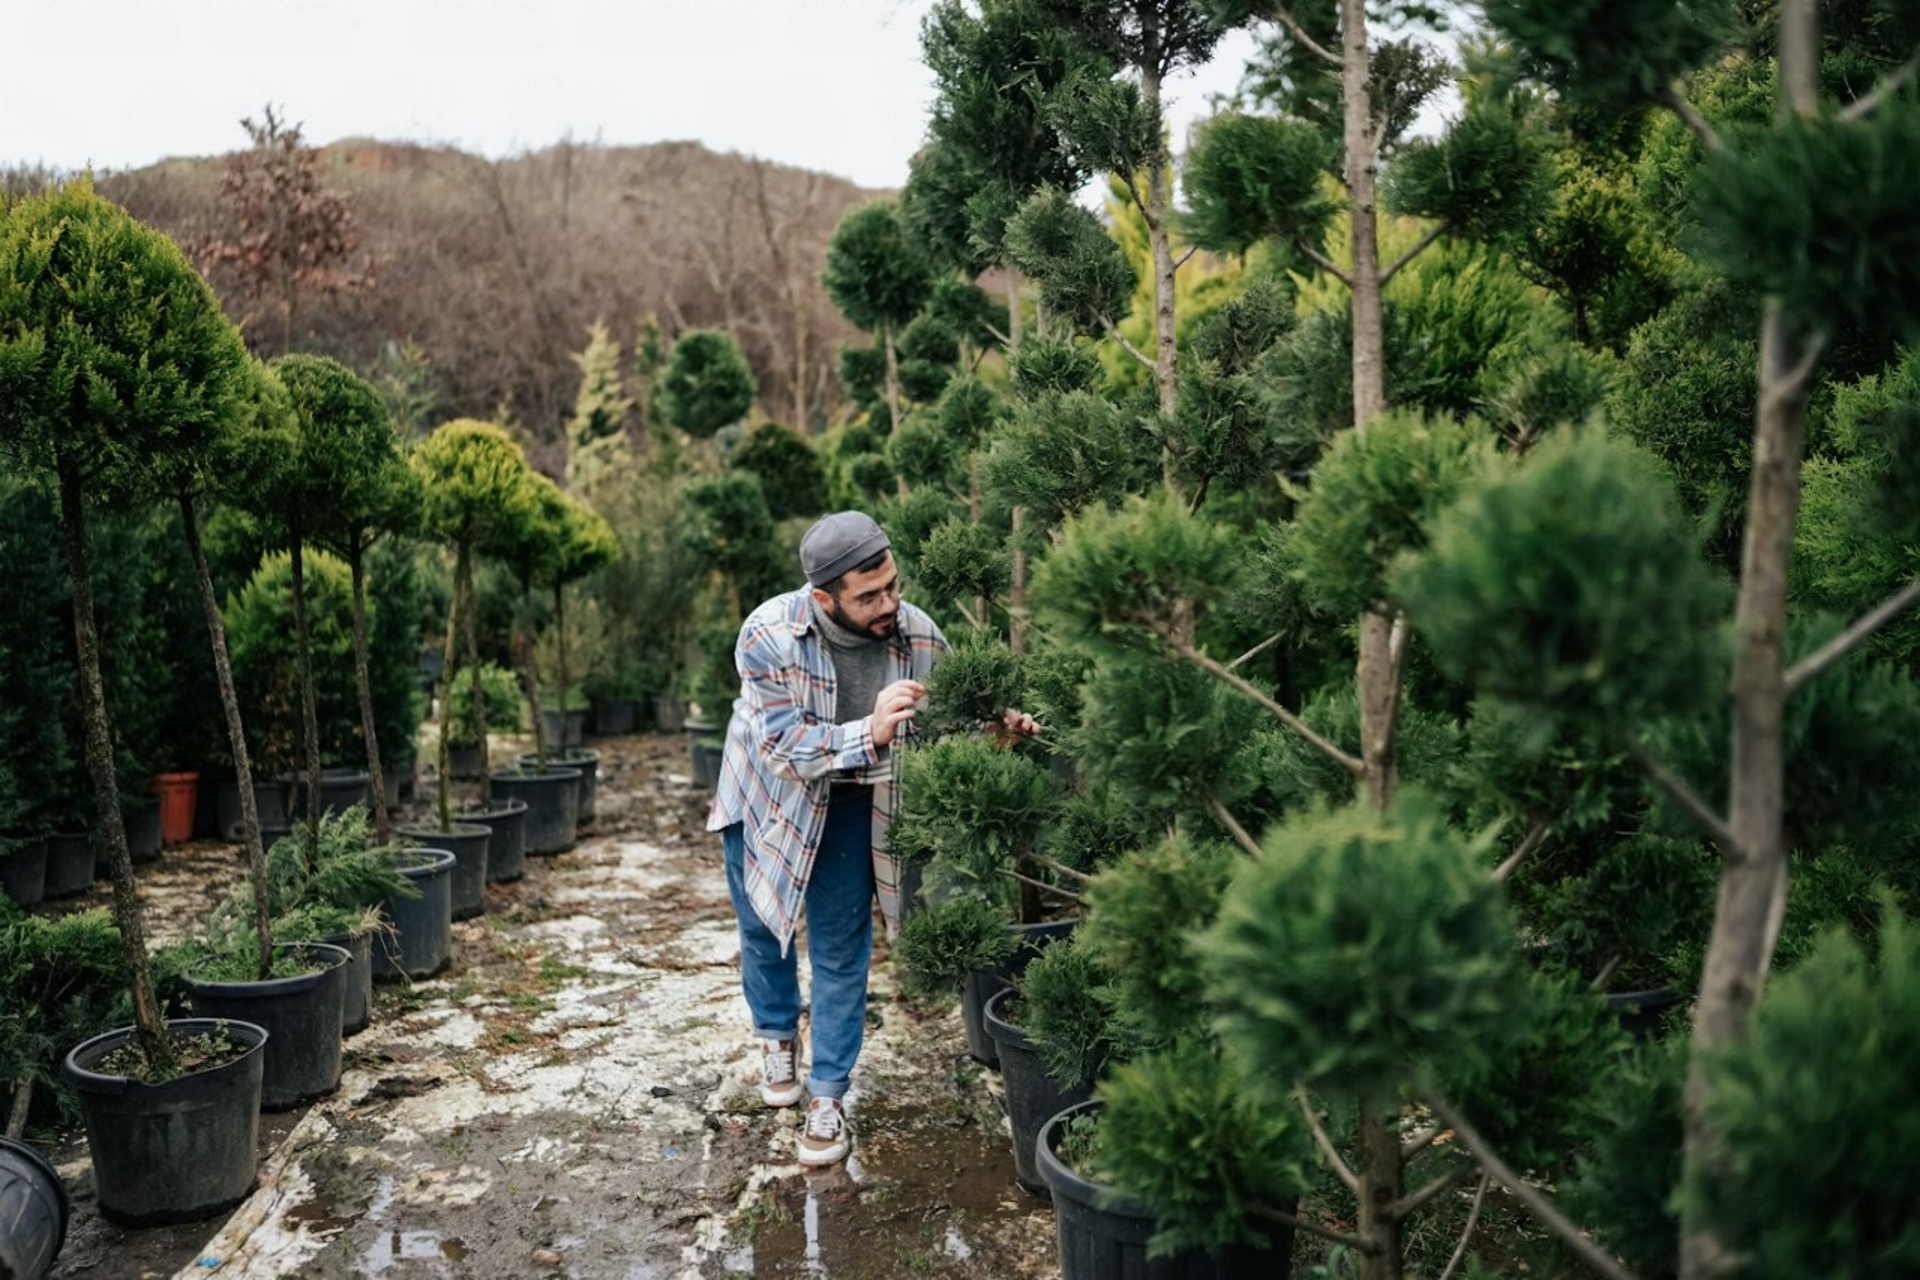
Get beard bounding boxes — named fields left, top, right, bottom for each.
left=826, top=596, right=898, bottom=640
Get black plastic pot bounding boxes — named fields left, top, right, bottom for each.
left=490, top=768, right=580, bottom=856
left=1038, top=1101, right=1295, bottom=1280
left=396, top=822, right=490, bottom=920
left=214, top=778, right=287, bottom=842
left=42, top=832, right=92, bottom=899
left=0, top=1136, right=68, bottom=1280
left=689, top=737, right=725, bottom=790
left=458, top=799, right=529, bottom=883
left=120, top=798, right=162, bottom=866
left=447, top=742, right=485, bottom=781
left=1606, top=986, right=1685, bottom=1040
left=321, top=929, right=374, bottom=1036
left=63, top=1018, right=268, bottom=1227
left=298, top=768, right=371, bottom=820
left=540, top=707, right=588, bottom=749
left=963, top=917, right=1080, bottom=1067
left=183, top=942, right=349, bottom=1111
left=1, top=836, right=49, bottom=907
left=371, top=847, right=456, bottom=981
left=516, top=749, right=598, bottom=826
left=593, top=697, right=642, bottom=736
left=985, top=988, right=1095, bottom=1196
left=654, top=697, right=688, bottom=733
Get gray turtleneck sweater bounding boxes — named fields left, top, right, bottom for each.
left=811, top=598, right=890, bottom=732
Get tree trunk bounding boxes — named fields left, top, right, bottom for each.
left=884, top=325, right=908, bottom=495
left=435, top=550, right=462, bottom=832
left=1140, top=60, right=1178, bottom=417
left=970, top=458, right=992, bottom=629
left=289, top=517, right=325, bottom=852
left=5, top=1078, right=29, bottom=1141
left=521, top=582, right=549, bottom=772
left=1342, top=0, right=1387, bottom=430
left=460, top=546, right=491, bottom=803
left=182, top=494, right=273, bottom=981
left=1679, top=10, right=1820, bottom=1277
left=1357, top=1105, right=1406, bottom=1280
left=1010, top=505, right=1028, bottom=654
left=555, top=579, right=572, bottom=743
left=59, top=455, right=171, bottom=1073
left=1006, top=267, right=1024, bottom=352
left=349, top=544, right=391, bottom=842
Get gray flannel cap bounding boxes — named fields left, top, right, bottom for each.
left=800, top=511, right=891, bottom=587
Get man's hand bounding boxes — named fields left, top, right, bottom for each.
left=989, top=707, right=1041, bottom=748
left=869, top=679, right=926, bottom=747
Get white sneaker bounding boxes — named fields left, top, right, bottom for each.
left=798, top=1097, right=850, bottom=1166
left=760, top=1038, right=804, bottom=1108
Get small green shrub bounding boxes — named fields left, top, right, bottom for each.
left=445, top=663, right=526, bottom=743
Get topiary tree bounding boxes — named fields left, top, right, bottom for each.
left=280, top=355, right=419, bottom=843
left=0, top=179, right=252, bottom=1073
left=822, top=201, right=933, bottom=438
left=410, top=419, right=537, bottom=828
left=656, top=328, right=756, bottom=440
left=729, top=421, right=828, bottom=521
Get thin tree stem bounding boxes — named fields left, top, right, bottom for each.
left=1274, top=5, right=1343, bottom=65
left=1001, top=867, right=1084, bottom=905
left=1297, top=1087, right=1360, bottom=1194
left=1841, top=50, right=1920, bottom=120
left=1294, top=238, right=1355, bottom=287
left=1437, top=1175, right=1492, bottom=1280
left=1101, top=317, right=1157, bottom=372
left=1229, top=631, right=1285, bottom=672
left=1626, top=742, right=1742, bottom=856
left=1492, top=818, right=1552, bottom=883
left=1387, top=1160, right=1477, bottom=1221
left=1379, top=221, right=1449, bottom=286
left=1426, top=1093, right=1641, bottom=1280
left=6, top=1078, right=31, bottom=1141
left=1209, top=795, right=1264, bottom=859
left=1783, top=577, right=1920, bottom=692
left=1179, top=642, right=1366, bottom=777
left=1251, top=1204, right=1369, bottom=1251
left=349, top=545, right=391, bottom=842
left=1656, top=85, right=1726, bottom=153
left=1029, top=853, right=1094, bottom=885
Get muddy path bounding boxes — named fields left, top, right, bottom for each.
left=38, top=733, right=1061, bottom=1279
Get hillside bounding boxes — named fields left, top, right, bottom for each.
left=94, top=138, right=885, bottom=456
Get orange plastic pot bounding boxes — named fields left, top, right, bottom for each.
left=152, top=772, right=200, bottom=845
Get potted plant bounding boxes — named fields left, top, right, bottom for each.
left=1, top=179, right=269, bottom=1224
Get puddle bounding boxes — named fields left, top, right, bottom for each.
left=741, top=1101, right=1037, bottom=1278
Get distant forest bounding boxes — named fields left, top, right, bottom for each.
left=51, top=137, right=881, bottom=462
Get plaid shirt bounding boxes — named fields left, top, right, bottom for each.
left=706, top=586, right=949, bottom=954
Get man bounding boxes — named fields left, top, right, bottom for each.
left=706, top=510, right=1030, bottom=1166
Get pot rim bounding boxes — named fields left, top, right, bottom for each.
left=0, top=1134, right=72, bottom=1257
left=180, top=941, right=351, bottom=999
left=64, top=1017, right=270, bottom=1096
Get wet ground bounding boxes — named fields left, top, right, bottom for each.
left=34, top=733, right=1062, bottom=1279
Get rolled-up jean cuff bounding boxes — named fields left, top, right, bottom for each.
left=807, top=1076, right=850, bottom=1100
left=754, top=1027, right=798, bottom=1042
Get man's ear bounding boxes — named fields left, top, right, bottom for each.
left=810, top=586, right=834, bottom=610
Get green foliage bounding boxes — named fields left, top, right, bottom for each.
left=1018, top=933, right=1125, bottom=1086
left=680, top=470, right=782, bottom=602
left=410, top=419, right=536, bottom=553
left=566, top=319, right=634, bottom=450
left=1075, top=655, right=1266, bottom=821
left=444, top=663, right=526, bottom=743
left=933, top=375, right=1005, bottom=451
left=894, top=892, right=1016, bottom=998
left=1484, top=0, right=1736, bottom=108
left=1203, top=793, right=1516, bottom=1098
left=1384, top=99, right=1555, bottom=245
left=0, top=903, right=128, bottom=1123
left=982, top=391, right=1158, bottom=527
left=1081, top=835, right=1237, bottom=1047
left=920, top=627, right=1025, bottom=739
left=886, top=411, right=965, bottom=493
left=1181, top=111, right=1338, bottom=255
left=225, top=550, right=364, bottom=773
left=822, top=201, right=934, bottom=336
left=1003, top=186, right=1137, bottom=333
left=875, top=485, right=960, bottom=583
left=1693, top=908, right=1920, bottom=1277
left=1033, top=490, right=1240, bottom=655
left=1171, top=280, right=1309, bottom=498
left=1289, top=409, right=1493, bottom=618
left=913, top=518, right=1012, bottom=617
left=0, top=477, right=72, bottom=832
left=894, top=737, right=1062, bottom=892
left=1391, top=240, right=1566, bottom=422
left=1697, top=97, right=1920, bottom=339
left=1007, top=333, right=1106, bottom=398
left=1395, top=428, right=1729, bottom=729
left=838, top=343, right=887, bottom=410
left=1564, top=1037, right=1685, bottom=1280
left=657, top=329, right=756, bottom=439
left=1430, top=967, right=1629, bottom=1180
left=1478, top=342, right=1616, bottom=448
left=1514, top=155, right=1674, bottom=351
left=0, top=177, right=251, bottom=500
left=267, top=353, right=410, bottom=551
left=1042, top=785, right=1154, bottom=875
left=1097, top=1042, right=1312, bottom=1257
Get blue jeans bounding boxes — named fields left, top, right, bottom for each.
left=722, top=798, right=874, bottom=1100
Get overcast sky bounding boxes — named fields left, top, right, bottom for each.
left=6, top=0, right=1262, bottom=190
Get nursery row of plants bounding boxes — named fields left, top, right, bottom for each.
left=822, top=2, right=1920, bottom=1279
